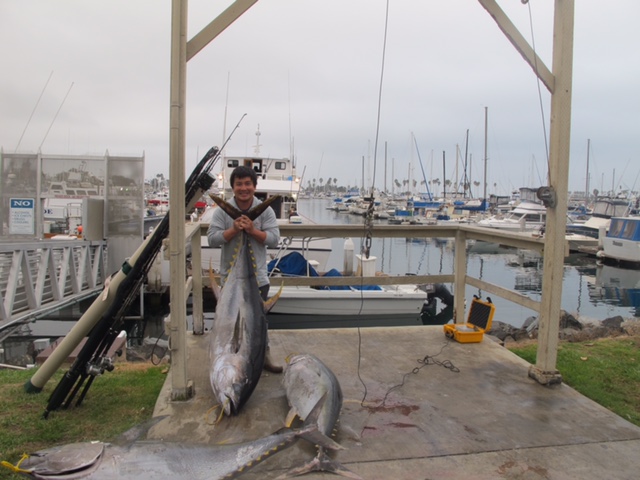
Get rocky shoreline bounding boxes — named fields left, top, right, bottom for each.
left=5, top=312, right=638, bottom=368
left=488, top=310, right=640, bottom=346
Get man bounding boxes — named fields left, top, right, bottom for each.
left=207, top=165, right=283, bottom=373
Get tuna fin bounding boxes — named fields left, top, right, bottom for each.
left=294, top=393, right=344, bottom=451
left=244, top=194, right=281, bottom=220
left=264, top=283, right=284, bottom=313
left=209, top=260, right=221, bottom=301
left=111, top=416, right=169, bottom=447
left=208, top=194, right=281, bottom=221
left=209, top=195, right=243, bottom=219
left=284, top=406, right=299, bottom=428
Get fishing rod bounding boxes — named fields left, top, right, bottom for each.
left=43, top=146, right=221, bottom=417
left=42, top=114, right=250, bottom=415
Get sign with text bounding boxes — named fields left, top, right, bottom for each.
left=9, top=198, right=35, bottom=235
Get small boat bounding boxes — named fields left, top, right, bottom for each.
left=477, top=187, right=546, bottom=232
left=598, top=216, right=640, bottom=264
left=266, top=252, right=453, bottom=328
left=567, top=197, right=631, bottom=239
left=477, top=199, right=546, bottom=231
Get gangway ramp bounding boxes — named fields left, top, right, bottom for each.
left=0, top=238, right=107, bottom=341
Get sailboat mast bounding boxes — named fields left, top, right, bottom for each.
left=384, top=141, right=388, bottom=194
left=483, top=106, right=488, bottom=201
left=442, top=151, right=447, bottom=200
left=585, top=138, right=590, bottom=205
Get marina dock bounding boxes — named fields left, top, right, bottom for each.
left=149, top=326, right=640, bottom=479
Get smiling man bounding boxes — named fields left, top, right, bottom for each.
left=207, top=165, right=283, bottom=372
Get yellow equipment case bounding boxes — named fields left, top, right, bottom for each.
left=443, top=296, right=495, bottom=343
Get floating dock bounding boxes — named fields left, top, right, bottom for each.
left=149, top=326, right=640, bottom=479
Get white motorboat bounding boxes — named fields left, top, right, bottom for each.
left=265, top=252, right=454, bottom=328
left=567, top=198, right=631, bottom=239
left=477, top=187, right=547, bottom=232
left=477, top=200, right=547, bottom=231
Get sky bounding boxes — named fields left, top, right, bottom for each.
left=1, top=0, right=639, bottom=198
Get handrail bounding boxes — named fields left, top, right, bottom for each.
left=197, top=221, right=546, bottom=316
left=0, top=239, right=107, bottom=332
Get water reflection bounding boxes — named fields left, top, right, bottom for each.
left=299, top=198, right=640, bottom=327
left=3, top=199, right=639, bottom=366
left=585, top=263, right=640, bottom=317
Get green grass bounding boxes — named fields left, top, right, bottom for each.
left=0, top=363, right=166, bottom=479
left=509, top=335, right=640, bottom=426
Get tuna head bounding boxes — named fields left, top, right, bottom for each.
left=283, top=354, right=343, bottom=436
left=210, top=353, right=248, bottom=416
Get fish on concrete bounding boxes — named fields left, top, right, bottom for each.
left=208, top=194, right=281, bottom=417
left=3, top=403, right=343, bottom=480
left=280, top=353, right=362, bottom=479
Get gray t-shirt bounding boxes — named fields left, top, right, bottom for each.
left=206, top=196, right=280, bottom=287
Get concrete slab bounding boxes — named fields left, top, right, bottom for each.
left=149, top=326, right=640, bottom=479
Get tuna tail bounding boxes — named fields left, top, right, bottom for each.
left=276, top=449, right=363, bottom=480
left=293, top=393, right=344, bottom=452
left=275, top=394, right=361, bottom=480
left=209, top=194, right=281, bottom=220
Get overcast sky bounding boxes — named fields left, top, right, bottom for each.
left=2, top=1, right=639, bottom=197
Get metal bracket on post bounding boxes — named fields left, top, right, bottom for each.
left=537, top=186, right=557, bottom=208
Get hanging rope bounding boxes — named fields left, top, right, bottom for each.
left=525, top=1, right=550, bottom=184
left=363, top=0, right=390, bottom=259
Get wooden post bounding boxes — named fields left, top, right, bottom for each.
left=529, top=0, right=575, bottom=385
left=168, top=0, right=192, bottom=401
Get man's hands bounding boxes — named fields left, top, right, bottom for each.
left=233, top=215, right=255, bottom=235
left=226, top=215, right=266, bottom=244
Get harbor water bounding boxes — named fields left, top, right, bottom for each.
left=2, top=197, right=638, bottom=367
left=297, top=197, right=640, bottom=329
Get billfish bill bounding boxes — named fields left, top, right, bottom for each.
left=2, top=406, right=342, bottom=480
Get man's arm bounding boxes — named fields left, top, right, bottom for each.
left=207, top=209, right=233, bottom=247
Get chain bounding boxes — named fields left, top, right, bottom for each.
left=363, top=198, right=375, bottom=258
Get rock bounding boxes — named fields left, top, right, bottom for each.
left=522, top=316, right=538, bottom=330
left=498, top=311, right=638, bottom=345
left=602, top=316, right=624, bottom=331
left=487, top=320, right=517, bottom=341
left=559, top=311, right=582, bottom=330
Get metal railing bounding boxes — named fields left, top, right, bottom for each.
left=196, top=222, right=546, bottom=319
left=0, top=239, right=108, bottom=338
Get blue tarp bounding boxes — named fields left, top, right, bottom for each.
left=268, top=252, right=381, bottom=291
left=268, top=251, right=319, bottom=277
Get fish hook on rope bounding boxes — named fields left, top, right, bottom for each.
left=363, top=198, right=375, bottom=259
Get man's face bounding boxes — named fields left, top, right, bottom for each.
left=232, top=176, right=256, bottom=203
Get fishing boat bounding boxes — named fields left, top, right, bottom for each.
left=198, top=150, right=332, bottom=273
left=597, top=216, right=640, bottom=264
left=567, top=197, right=631, bottom=239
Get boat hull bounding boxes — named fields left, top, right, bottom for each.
left=268, top=284, right=424, bottom=318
